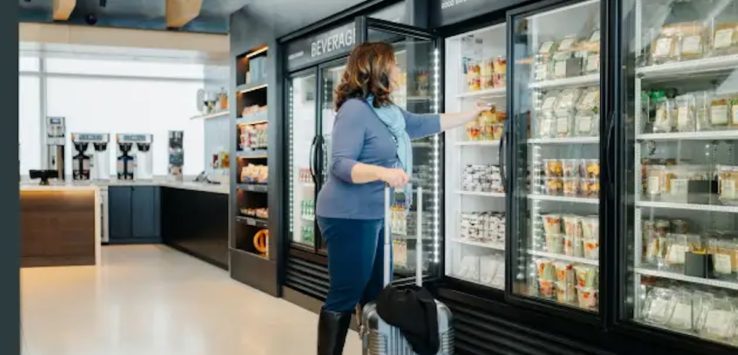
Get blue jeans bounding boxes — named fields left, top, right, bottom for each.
left=317, top=217, right=389, bottom=313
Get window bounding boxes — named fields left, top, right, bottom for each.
left=46, top=76, right=204, bottom=176
left=19, top=75, right=41, bottom=175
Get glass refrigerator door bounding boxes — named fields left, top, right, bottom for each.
left=621, top=0, right=738, bottom=347
left=318, top=59, right=347, bottom=250
left=364, top=18, right=441, bottom=280
left=288, top=71, right=318, bottom=247
left=444, top=23, right=508, bottom=289
left=510, top=0, right=602, bottom=312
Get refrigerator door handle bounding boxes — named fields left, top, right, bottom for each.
left=499, top=118, right=509, bottom=192
left=605, top=112, right=616, bottom=194
left=309, top=135, right=318, bottom=184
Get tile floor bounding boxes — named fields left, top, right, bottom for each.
left=21, top=244, right=361, bottom=355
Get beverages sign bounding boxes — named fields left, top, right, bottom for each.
left=286, top=22, right=356, bottom=71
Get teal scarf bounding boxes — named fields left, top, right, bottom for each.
left=366, top=96, right=413, bottom=176
left=367, top=96, right=413, bottom=205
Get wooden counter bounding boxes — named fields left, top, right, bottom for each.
left=20, top=185, right=100, bottom=267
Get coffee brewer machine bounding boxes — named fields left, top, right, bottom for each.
left=168, top=131, right=184, bottom=181
left=46, top=117, right=66, bottom=180
left=116, top=134, right=153, bottom=180
left=71, top=133, right=110, bottom=181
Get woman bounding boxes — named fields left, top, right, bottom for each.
left=315, top=42, right=489, bottom=355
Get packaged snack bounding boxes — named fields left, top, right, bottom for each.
left=563, top=215, right=582, bottom=238
left=542, top=214, right=562, bottom=234
left=557, top=35, right=578, bottom=52
left=579, top=178, right=600, bottom=198
left=581, top=159, right=600, bottom=178
left=583, top=50, right=599, bottom=74
left=551, top=51, right=582, bottom=79
left=665, top=233, right=701, bottom=267
left=712, top=22, right=738, bottom=55
left=538, top=41, right=557, bottom=57
left=642, top=287, right=675, bottom=325
left=716, top=165, right=738, bottom=205
left=562, top=159, right=580, bottom=177
left=543, top=177, right=563, bottom=195
left=576, top=286, right=598, bottom=310
left=651, top=90, right=676, bottom=133
left=544, top=159, right=564, bottom=177
left=574, top=265, right=597, bottom=288
left=538, top=279, right=555, bottom=298
left=465, top=120, right=481, bottom=141
left=481, top=58, right=494, bottom=89
left=731, top=97, right=738, bottom=127
left=691, top=91, right=712, bottom=131
left=466, top=61, right=481, bottom=92
left=583, top=235, right=599, bottom=260
left=493, top=56, right=507, bottom=88
left=667, top=291, right=696, bottom=331
left=675, top=94, right=696, bottom=132
left=555, top=114, right=573, bottom=138
left=581, top=216, right=599, bottom=240
left=553, top=261, right=575, bottom=283
left=574, top=112, right=598, bottom=137
left=651, top=25, right=681, bottom=64
left=562, top=177, right=580, bottom=196
left=707, top=238, right=733, bottom=276
left=491, top=123, right=504, bottom=140
left=545, top=233, right=564, bottom=254
left=698, top=297, right=737, bottom=341
left=679, top=22, right=707, bottom=61
left=645, top=165, right=668, bottom=196
left=555, top=281, right=577, bottom=303
left=540, top=91, right=559, bottom=117
left=710, top=96, right=730, bottom=127
left=564, top=234, right=581, bottom=257
left=576, top=87, right=600, bottom=113
left=478, top=110, right=497, bottom=140
left=554, top=88, right=582, bottom=118
left=539, top=117, right=556, bottom=138
left=536, top=258, right=555, bottom=280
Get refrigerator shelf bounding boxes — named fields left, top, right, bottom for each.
left=635, top=268, right=738, bottom=291
left=302, top=215, right=315, bottom=222
left=455, top=140, right=501, bottom=146
left=636, top=200, right=738, bottom=214
left=528, top=74, right=599, bottom=90
left=452, top=238, right=505, bottom=251
left=528, top=194, right=599, bottom=204
left=527, top=137, right=599, bottom=145
left=455, top=190, right=505, bottom=198
left=636, top=130, right=738, bottom=142
left=527, top=249, right=599, bottom=266
left=237, top=183, right=268, bottom=193
left=455, top=87, right=506, bottom=99
left=636, top=54, right=738, bottom=80
left=237, top=110, right=268, bottom=124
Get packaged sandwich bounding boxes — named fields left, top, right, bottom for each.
left=712, top=22, right=738, bottom=55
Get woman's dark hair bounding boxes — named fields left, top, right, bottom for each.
left=334, top=42, right=396, bottom=111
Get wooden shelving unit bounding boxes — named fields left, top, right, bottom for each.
left=229, top=42, right=279, bottom=297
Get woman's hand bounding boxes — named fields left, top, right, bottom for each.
left=440, top=101, right=494, bottom=131
left=378, top=167, right=409, bottom=188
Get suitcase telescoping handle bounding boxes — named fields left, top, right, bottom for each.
left=383, top=185, right=423, bottom=288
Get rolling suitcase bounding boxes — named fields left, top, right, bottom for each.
left=360, top=186, right=454, bottom=355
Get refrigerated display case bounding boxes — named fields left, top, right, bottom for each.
left=444, top=23, right=508, bottom=289
left=619, top=0, right=738, bottom=348
left=287, top=70, right=317, bottom=247
left=509, top=0, right=603, bottom=313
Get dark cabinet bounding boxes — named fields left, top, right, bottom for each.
left=108, top=186, right=160, bottom=243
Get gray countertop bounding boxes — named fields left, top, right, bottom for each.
left=20, top=178, right=230, bottom=195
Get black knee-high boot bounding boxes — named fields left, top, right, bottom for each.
left=317, top=308, right=352, bottom=355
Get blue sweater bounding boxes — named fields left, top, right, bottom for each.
left=316, top=98, right=441, bottom=220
